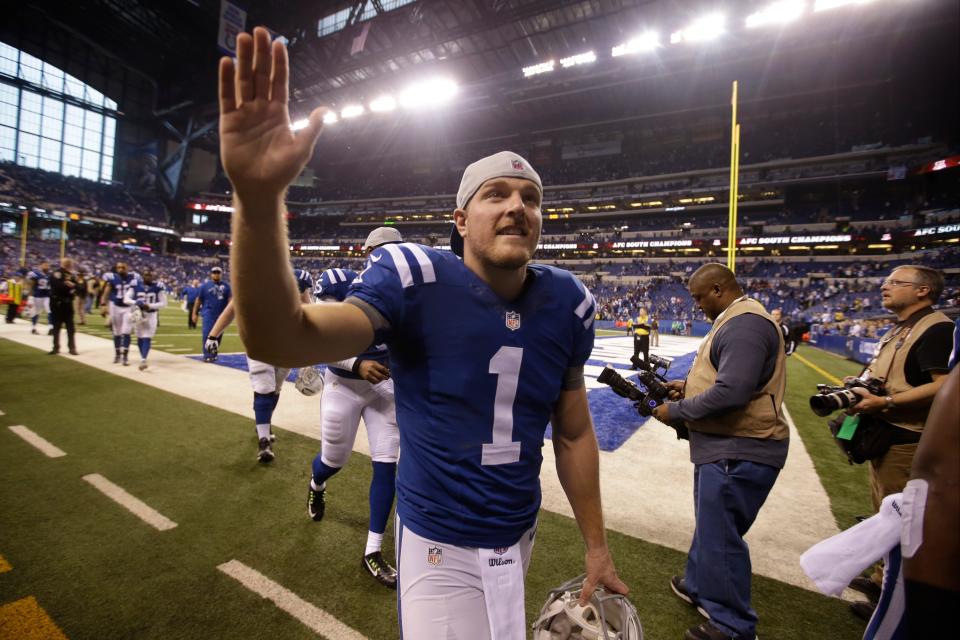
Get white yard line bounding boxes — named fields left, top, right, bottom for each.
left=82, top=473, right=177, bottom=531
left=0, top=409, right=5, bottom=416
left=8, top=425, right=67, bottom=458
left=217, top=560, right=368, bottom=640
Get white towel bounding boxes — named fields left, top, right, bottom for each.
left=800, top=493, right=903, bottom=596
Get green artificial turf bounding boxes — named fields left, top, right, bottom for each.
left=0, top=337, right=868, bottom=639
left=782, top=345, right=875, bottom=529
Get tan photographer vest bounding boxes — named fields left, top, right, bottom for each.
left=684, top=298, right=789, bottom=440
left=865, top=309, right=951, bottom=433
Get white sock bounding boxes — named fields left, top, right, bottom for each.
left=255, top=423, right=271, bottom=440
left=310, top=479, right=326, bottom=492
left=365, top=531, right=383, bottom=556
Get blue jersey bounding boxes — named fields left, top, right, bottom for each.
left=182, top=285, right=200, bottom=305
left=314, top=268, right=356, bottom=300
left=132, top=281, right=167, bottom=312
left=316, top=267, right=388, bottom=379
left=293, top=268, right=314, bottom=296
left=27, top=269, right=51, bottom=297
left=104, top=272, right=141, bottom=306
left=197, top=279, right=231, bottom=318
left=349, top=243, right=596, bottom=547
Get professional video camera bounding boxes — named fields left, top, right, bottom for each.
left=597, top=356, right=688, bottom=439
left=809, top=376, right=886, bottom=417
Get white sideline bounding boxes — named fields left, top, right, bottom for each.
left=0, top=409, right=5, bottom=415
left=82, top=473, right=177, bottom=531
left=217, top=559, right=368, bottom=640
left=8, top=425, right=67, bottom=458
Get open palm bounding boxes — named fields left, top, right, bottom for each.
left=218, top=27, right=325, bottom=201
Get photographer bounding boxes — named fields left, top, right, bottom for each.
left=843, top=265, right=951, bottom=617
left=651, top=264, right=788, bottom=640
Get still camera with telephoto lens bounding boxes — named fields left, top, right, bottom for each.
left=809, top=376, right=886, bottom=417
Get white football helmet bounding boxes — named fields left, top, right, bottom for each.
left=532, top=575, right=642, bottom=640
left=295, top=366, right=325, bottom=396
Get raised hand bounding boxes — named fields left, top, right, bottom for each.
left=218, top=27, right=326, bottom=203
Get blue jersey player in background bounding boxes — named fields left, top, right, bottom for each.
left=218, top=31, right=627, bottom=640
left=26, top=261, right=51, bottom=334
left=308, top=227, right=403, bottom=589
left=125, top=269, right=168, bottom=370
left=193, top=266, right=231, bottom=362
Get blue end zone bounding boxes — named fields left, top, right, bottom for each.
left=191, top=347, right=699, bottom=452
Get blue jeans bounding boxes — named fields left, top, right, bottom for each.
left=685, top=459, right=780, bottom=640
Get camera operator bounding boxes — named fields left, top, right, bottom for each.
left=651, top=264, right=788, bottom=640
left=844, top=265, right=951, bottom=616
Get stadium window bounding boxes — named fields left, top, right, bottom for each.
left=318, top=8, right=351, bottom=36
left=81, top=149, right=99, bottom=180
left=1, top=41, right=119, bottom=181
left=19, top=109, right=40, bottom=134
left=17, top=52, right=42, bottom=84
left=0, top=43, right=16, bottom=76
left=0, top=125, right=15, bottom=162
left=101, top=153, right=114, bottom=180
left=0, top=102, right=15, bottom=128
left=41, top=62, right=64, bottom=93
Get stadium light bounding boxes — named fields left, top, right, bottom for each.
left=290, top=118, right=309, bottom=131
left=322, top=111, right=339, bottom=124
left=399, top=77, right=458, bottom=109
left=814, top=0, right=876, bottom=11
left=369, top=95, right=397, bottom=112
left=523, top=60, right=555, bottom=77
left=670, top=14, right=726, bottom=44
left=612, top=31, right=661, bottom=57
left=341, top=104, right=365, bottom=119
left=559, top=51, right=597, bottom=68
left=746, top=1, right=806, bottom=28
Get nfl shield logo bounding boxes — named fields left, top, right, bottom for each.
left=511, top=159, right=524, bottom=171
left=493, top=547, right=508, bottom=556
left=427, top=546, right=443, bottom=566
left=505, top=311, right=521, bottom=331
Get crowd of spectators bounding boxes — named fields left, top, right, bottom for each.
left=0, top=162, right=167, bottom=223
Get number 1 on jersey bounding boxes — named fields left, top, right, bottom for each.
left=482, top=346, right=523, bottom=466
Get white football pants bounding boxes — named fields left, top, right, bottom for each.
left=319, top=369, right=399, bottom=467
left=247, top=356, right=290, bottom=395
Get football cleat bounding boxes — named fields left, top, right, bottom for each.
left=139, top=359, right=148, bottom=371
left=122, top=353, right=129, bottom=366
left=114, top=353, right=121, bottom=364
left=257, top=438, right=274, bottom=463
left=307, top=484, right=326, bottom=521
left=361, top=551, right=398, bottom=590
left=31, top=328, right=38, bottom=335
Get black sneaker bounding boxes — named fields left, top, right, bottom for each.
left=257, top=438, right=274, bottom=463
left=122, top=353, right=129, bottom=366
left=848, top=577, right=880, bottom=604
left=47, top=349, right=59, bottom=355
left=114, top=353, right=121, bottom=364
left=307, top=484, right=326, bottom=521
left=849, top=600, right=876, bottom=622
left=685, top=622, right=757, bottom=640
left=361, top=551, right=398, bottom=590
left=670, top=576, right=709, bottom=619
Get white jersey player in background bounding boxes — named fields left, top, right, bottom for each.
left=220, top=28, right=627, bottom=639
left=307, top=227, right=402, bottom=590
left=206, top=267, right=314, bottom=462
